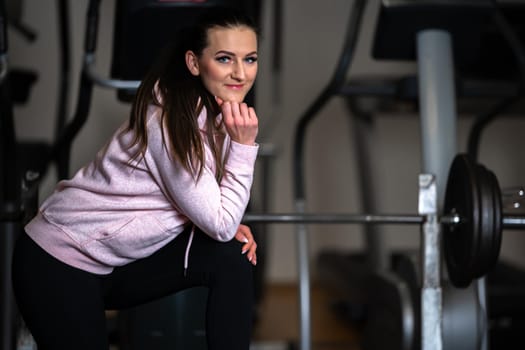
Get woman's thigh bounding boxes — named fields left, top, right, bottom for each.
left=12, top=233, right=108, bottom=350
left=101, top=227, right=193, bottom=309
left=102, top=227, right=253, bottom=309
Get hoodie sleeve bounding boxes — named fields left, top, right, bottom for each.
left=144, top=106, right=258, bottom=242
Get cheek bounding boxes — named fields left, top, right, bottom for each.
left=198, top=70, right=221, bottom=93
left=247, top=66, right=258, bottom=81
left=200, top=64, right=226, bottom=83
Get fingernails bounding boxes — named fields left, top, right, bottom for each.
left=243, top=238, right=249, bottom=243
left=242, top=249, right=248, bottom=254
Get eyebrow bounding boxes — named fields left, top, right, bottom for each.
left=215, top=50, right=258, bottom=56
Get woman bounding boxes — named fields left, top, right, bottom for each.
left=12, top=7, right=260, bottom=350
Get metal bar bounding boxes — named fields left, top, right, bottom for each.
left=244, top=212, right=463, bottom=225
left=293, top=0, right=367, bottom=200
left=0, top=220, right=20, bottom=350
left=55, top=0, right=72, bottom=138
left=243, top=213, right=424, bottom=224
left=295, top=200, right=311, bottom=350
left=418, top=174, right=443, bottom=350
left=502, top=216, right=525, bottom=228
left=417, top=28, right=458, bottom=350
left=417, top=30, right=457, bottom=207
left=245, top=212, right=525, bottom=231
left=0, top=0, right=6, bottom=55
left=84, top=54, right=141, bottom=90
left=291, top=3, right=368, bottom=348
left=0, top=54, right=6, bottom=85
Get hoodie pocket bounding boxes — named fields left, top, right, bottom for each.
left=84, top=214, right=173, bottom=266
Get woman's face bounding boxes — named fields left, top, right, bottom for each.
left=186, top=26, right=258, bottom=103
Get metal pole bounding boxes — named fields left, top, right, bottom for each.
left=416, top=30, right=457, bottom=350
left=419, top=174, right=443, bottom=350
left=502, top=216, right=525, bottom=228
left=0, top=218, right=19, bottom=350
left=245, top=210, right=525, bottom=229
left=416, top=30, right=457, bottom=204
left=244, top=213, right=424, bottom=224
left=294, top=199, right=311, bottom=350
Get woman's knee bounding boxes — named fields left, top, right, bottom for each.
left=221, top=239, right=251, bottom=266
left=208, top=240, right=253, bottom=282
left=190, top=232, right=253, bottom=281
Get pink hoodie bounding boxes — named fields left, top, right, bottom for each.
left=25, top=104, right=258, bottom=274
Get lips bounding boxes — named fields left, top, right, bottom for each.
left=225, top=84, right=244, bottom=90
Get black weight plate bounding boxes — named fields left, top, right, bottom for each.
left=471, top=164, right=495, bottom=279
left=444, top=154, right=480, bottom=288
left=487, top=168, right=503, bottom=270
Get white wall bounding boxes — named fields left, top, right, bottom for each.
left=9, top=0, right=525, bottom=284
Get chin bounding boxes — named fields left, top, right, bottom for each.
left=221, top=94, right=248, bottom=103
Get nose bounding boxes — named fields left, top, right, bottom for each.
left=231, top=60, right=246, bottom=81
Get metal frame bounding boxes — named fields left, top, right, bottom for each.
left=0, top=54, right=6, bottom=85
left=84, top=53, right=140, bottom=90
left=287, top=1, right=525, bottom=349
left=243, top=211, right=523, bottom=228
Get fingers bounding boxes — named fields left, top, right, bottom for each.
left=219, top=99, right=258, bottom=145
left=243, top=240, right=257, bottom=266
left=221, top=101, right=256, bottom=123
left=231, top=100, right=241, bottom=119
left=239, top=103, right=250, bottom=121
left=248, top=106, right=256, bottom=119
left=228, top=101, right=249, bottom=121
left=234, top=224, right=257, bottom=266
left=221, top=100, right=233, bottom=123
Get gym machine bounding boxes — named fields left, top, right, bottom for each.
left=244, top=154, right=525, bottom=349
left=0, top=1, right=19, bottom=348
left=244, top=1, right=525, bottom=350
left=1, top=0, right=71, bottom=349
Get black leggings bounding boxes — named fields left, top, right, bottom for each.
left=12, top=227, right=253, bottom=350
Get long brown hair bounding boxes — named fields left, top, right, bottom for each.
left=127, top=7, right=258, bottom=180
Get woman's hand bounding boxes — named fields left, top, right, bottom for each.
left=216, top=97, right=258, bottom=146
left=234, top=224, right=257, bottom=266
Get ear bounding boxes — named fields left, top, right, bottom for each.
left=185, top=50, right=200, bottom=76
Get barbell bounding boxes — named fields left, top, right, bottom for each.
left=243, top=153, right=525, bottom=289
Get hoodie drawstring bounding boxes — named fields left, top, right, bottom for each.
left=183, top=225, right=195, bottom=277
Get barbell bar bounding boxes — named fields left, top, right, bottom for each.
left=243, top=154, right=525, bottom=288
left=244, top=212, right=522, bottom=227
